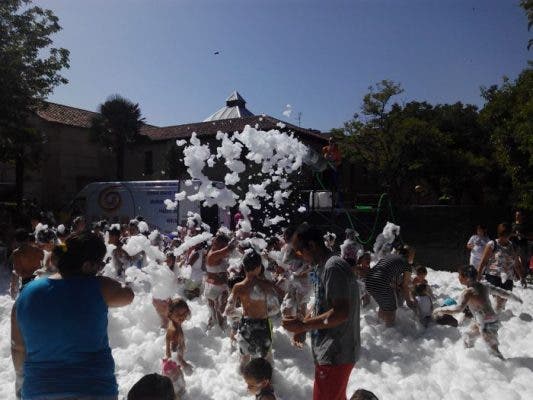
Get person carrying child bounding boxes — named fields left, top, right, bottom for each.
left=433, top=265, right=522, bottom=358
left=225, top=249, right=279, bottom=367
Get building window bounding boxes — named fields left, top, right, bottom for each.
left=144, top=151, right=153, bottom=176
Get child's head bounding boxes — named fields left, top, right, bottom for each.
left=165, top=251, right=176, bottom=270
left=266, top=236, right=282, bottom=251
left=212, top=231, right=230, bottom=250
left=167, top=298, right=191, bottom=325
left=415, top=265, right=427, bottom=278
left=127, top=373, right=175, bottom=400
left=242, top=249, right=262, bottom=276
left=242, top=358, right=273, bottom=396
left=283, top=226, right=296, bottom=243
left=414, top=283, right=429, bottom=297
left=476, top=224, right=487, bottom=236
left=350, top=389, right=379, bottom=400
left=457, top=265, right=477, bottom=286
left=345, top=228, right=358, bottom=241
left=496, top=222, right=511, bottom=239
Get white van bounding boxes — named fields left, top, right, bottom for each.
left=71, top=180, right=230, bottom=233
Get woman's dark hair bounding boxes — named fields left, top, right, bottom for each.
left=242, top=249, right=262, bottom=272
left=476, top=224, right=487, bottom=231
left=53, top=232, right=106, bottom=276
left=127, top=373, right=174, bottom=400
left=294, top=223, right=325, bottom=250
left=241, top=357, right=273, bottom=381
left=497, top=222, right=511, bottom=237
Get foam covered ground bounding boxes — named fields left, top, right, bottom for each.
left=1, top=268, right=533, bottom=400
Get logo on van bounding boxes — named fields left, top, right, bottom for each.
left=99, top=185, right=122, bottom=212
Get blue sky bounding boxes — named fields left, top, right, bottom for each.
left=39, top=0, right=530, bottom=132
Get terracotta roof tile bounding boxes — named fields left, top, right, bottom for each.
left=146, top=115, right=327, bottom=143
left=35, top=102, right=327, bottom=142
left=36, top=102, right=98, bottom=128
left=36, top=102, right=156, bottom=134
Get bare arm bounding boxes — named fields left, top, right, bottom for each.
left=223, top=286, right=240, bottom=319
left=283, top=298, right=349, bottom=334
left=188, top=251, right=199, bottom=267
left=10, top=272, right=19, bottom=300
left=98, top=276, right=134, bottom=307
left=487, top=283, right=523, bottom=303
left=206, top=245, right=232, bottom=265
left=402, top=272, right=414, bottom=306
left=11, top=305, right=25, bottom=377
left=477, top=243, right=493, bottom=280
left=165, top=331, right=172, bottom=359
left=303, top=298, right=349, bottom=330
left=514, top=254, right=524, bottom=282
left=433, top=290, right=472, bottom=316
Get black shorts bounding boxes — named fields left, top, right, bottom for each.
left=485, top=274, right=514, bottom=291
left=237, top=318, right=272, bottom=358
left=365, top=276, right=397, bottom=311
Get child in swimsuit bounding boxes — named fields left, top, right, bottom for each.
left=225, top=250, right=279, bottom=367
left=205, top=231, right=235, bottom=331
left=433, top=265, right=522, bottom=358
left=242, top=358, right=277, bottom=400
left=164, top=298, right=192, bottom=396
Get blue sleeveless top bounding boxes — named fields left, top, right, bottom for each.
left=16, top=276, right=118, bottom=399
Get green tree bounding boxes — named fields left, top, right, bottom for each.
left=521, top=0, right=533, bottom=49
left=0, top=0, right=70, bottom=204
left=90, top=95, right=145, bottom=181
left=480, top=68, right=533, bottom=210
left=337, top=81, right=500, bottom=206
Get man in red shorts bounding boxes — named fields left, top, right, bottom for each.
left=283, top=223, right=360, bottom=400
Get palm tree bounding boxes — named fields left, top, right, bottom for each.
left=90, top=95, right=145, bottom=181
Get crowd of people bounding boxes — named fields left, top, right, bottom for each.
left=5, top=208, right=532, bottom=400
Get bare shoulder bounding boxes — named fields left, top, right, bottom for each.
left=233, top=281, right=245, bottom=294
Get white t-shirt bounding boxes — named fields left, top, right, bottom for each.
left=467, top=235, right=489, bottom=267
left=416, top=295, right=433, bottom=319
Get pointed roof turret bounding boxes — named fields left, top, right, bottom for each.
left=204, top=90, right=254, bottom=121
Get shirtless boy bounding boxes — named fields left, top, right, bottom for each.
left=10, top=229, right=44, bottom=299
left=225, top=250, right=279, bottom=367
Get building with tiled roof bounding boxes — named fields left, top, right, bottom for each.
left=0, top=91, right=328, bottom=210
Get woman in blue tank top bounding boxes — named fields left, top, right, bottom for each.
left=11, top=231, right=134, bottom=400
